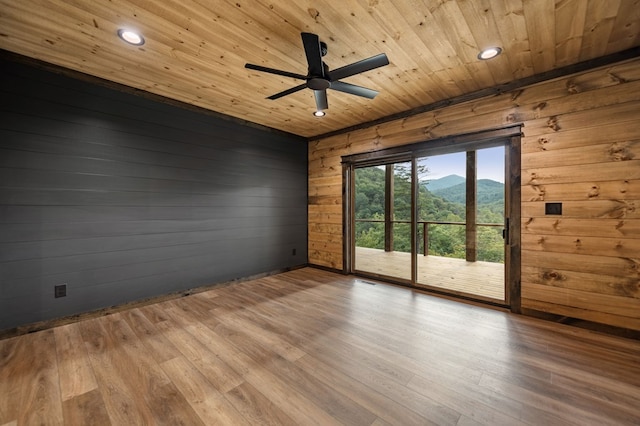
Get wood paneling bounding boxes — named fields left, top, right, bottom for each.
left=0, top=58, right=307, bottom=331
left=309, top=57, right=640, bottom=330
left=1, top=268, right=639, bottom=425
left=0, top=1, right=639, bottom=137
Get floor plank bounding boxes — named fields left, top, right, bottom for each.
left=61, top=389, right=111, bottom=426
left=161, top=356, right=250, bottom=426
left=0, top=267, right=639, bottom=425
left=121, top=308, right=182, bottom=364
left=79, top=318, right=156, bottom=425
left=0, top=330, right=63, bottom=425
left=224, top=382, right=297, bottom=426
left=53, top=324, right=98, bottom=401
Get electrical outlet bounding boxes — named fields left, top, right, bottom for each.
left=545, top=202, right=562, bottom=215
left=292, top=248, right=296, bottom=256
left=54, top=284, right=67, bottom=298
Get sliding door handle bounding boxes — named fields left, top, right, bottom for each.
left=503, top=218, right=510, bottom=244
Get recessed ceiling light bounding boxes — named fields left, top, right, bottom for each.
left=313, top=110, right=326, bottom=117
left=117, top=29, right=145, bottom=46
left=478, top=47, right=502, bottom=60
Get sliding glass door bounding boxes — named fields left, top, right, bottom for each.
left=343, top=127, right=520, bottom=308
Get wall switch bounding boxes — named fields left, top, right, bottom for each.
left=292, top=248, right=297, bottom=256
left=54, top=284, right=67, bottom=298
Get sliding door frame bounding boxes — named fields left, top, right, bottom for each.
left=342, top=125, right=522, bottom=312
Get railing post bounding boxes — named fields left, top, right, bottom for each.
left=423, top=222, right=428, bottom=256
left=384, top=164, right=394, bottom=252
left=466, top=151, right=477, bottom=262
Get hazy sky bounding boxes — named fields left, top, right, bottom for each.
left=417, top=146, right=505, bottom=183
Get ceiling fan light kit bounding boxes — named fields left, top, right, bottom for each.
left=245, top=32, right=389, bottom=114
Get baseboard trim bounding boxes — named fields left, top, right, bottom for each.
left=307, top=263, right=346, bottom=274
left=521, top=308, right=640, bottom=340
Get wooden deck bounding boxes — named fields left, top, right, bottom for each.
left=355, top=246, right=505, bottom=301
left=1, top=267, right=639, bottom=425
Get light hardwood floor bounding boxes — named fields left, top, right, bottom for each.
left=1, top=267, right=639, bottom=425
left=356, top=247, right=505, bottom=301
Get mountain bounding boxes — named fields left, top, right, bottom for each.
left=422, top=174, right=465, bottom=191
left=432, top=179, right=504, bottom=205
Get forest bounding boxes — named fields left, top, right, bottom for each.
left=355, top=165, right=505, bottom=263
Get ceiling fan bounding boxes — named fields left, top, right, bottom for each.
left=245, top=32, right=389, bottom=113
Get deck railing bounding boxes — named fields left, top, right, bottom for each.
left=354, top=219, right=503, bottom=256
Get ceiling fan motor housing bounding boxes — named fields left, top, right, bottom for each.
left=308, top=78, right=331, bottom=90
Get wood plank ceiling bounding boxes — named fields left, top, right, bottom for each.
left=1, top=0, right=639, bottom=138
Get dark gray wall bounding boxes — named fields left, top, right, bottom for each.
left=0, top=58, right=308, bottom=331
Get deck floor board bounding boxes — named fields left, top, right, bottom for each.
left=356, top=246, right=505, bottom=300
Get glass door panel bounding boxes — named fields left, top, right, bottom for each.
left=416, top=148, right=506, bottom=302
left=354, top=162, right=412, bottom=281
left=417, top=152, right=466, bottom=259
left=476, top=146, right=506, bottom=300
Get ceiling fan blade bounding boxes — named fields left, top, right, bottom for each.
left=301, top=32, right=325, bottom=77
left=245, top=63, right=307, bottom=80
left=329, top=81, right=379, bottom=99
left=267, top=83, right=307, bottom=100
left=314, top=90, right=328, bottom=110
left=329, top=53, right=389, bottom=81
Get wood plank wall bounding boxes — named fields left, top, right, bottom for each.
left=0, top=59, right=308, bottom=331
left=308, top=57, right=640, bottom=331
